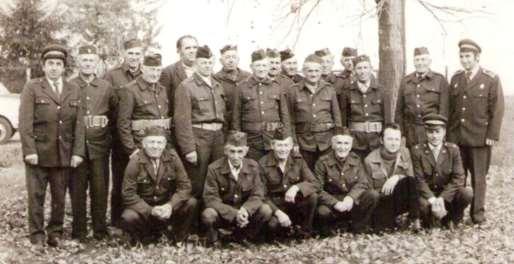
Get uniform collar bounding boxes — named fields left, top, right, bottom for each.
left=77, top=74, right=98, bottom=87
left=326, top=151, right=359, bottom=166
left=122, top=62, right=141, bottom=76
left=248, top=75, right=272, bottom=86
left=300, top=79, right=330, bottom=94
left=136, top=150, right=172, bottom=164
left=368, top=148, right=410, bottom=170
left=136, top=76, right=162, bottom=92
left=220, top=157, right=251, bottom=176
left=193, top=72, right=216, bottom=87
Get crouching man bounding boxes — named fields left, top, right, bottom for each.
left=315, top=127, right=378, bottom=235
left=364, top=123, right=420, bottom=231
left=121, top=126, right=197, bottom=244
left=259, top=128, right=319, bottom=239
left=202, top=131, right=272, bottom=246
left=412, top=114, right=473, bottom=228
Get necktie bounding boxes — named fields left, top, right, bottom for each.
left=465, top=71, right=472, bottom=81
left=432, top=147, right=439, bottom=161
left=53, top=80, right=60, bottom=96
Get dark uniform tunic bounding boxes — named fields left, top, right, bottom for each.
left=160, top=60, right=191, bottom=116
left=447, top=67, right=504, bottom=223
left=282, top=72, right=304, bottom=84
left=213, top=67, right=251, bottom=131
left=395, top=71, right=449, bottom=147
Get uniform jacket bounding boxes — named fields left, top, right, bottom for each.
left=160, top=61, right=190, bottom=117
left=411, top=142, right=465, bottom=202
left=19, top=77, right=85, bottom=167
left=364, top=147, right=414, bottom=191
left=203, top=157, right=264, bottom=221
left=259, top=152, right=318, bottom=212
left=315, top=151, right=368, bottom=206
left=122, top=149, right=191, bottom=217
left=174, top=73, right=226, bottom=156
left=213, top=67, right=251, bottom=130
left=282, top=72, right=304, bottom=84
left=448, top=68, right=504, bottom=146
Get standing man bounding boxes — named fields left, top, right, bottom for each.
left=19, top=44, right=85, bottom=247
left=69, top=45, right=117, bottom=241
left=232, top=49, right=291, bottom=161
left=160, top=35, right=199, bottom=112
left=448, top=39, right=504, bottom=224
left=103, top=39, right=143, bottom=227
left=395, top=47, right=449, bottom=148
left=213, top=45, right=251, bottom=131
left=174, top=45, right=226, bottom=199
left=267, top=48, right=294, bottom=93
left=287, top=54, right=342, bottom=170
left=334, top=47, right=357, bottom=93
left=280, top=49, right=303, bottom=83
left=412, top=114, right=473, bottom=228
left=339, top=55, right=392, bottom=159
left=314, top=48, right=337, bottom=85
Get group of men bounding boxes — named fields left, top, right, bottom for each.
left=18, top=34, right=504, bottom=248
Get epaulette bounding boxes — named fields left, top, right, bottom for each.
left=444, top=142, right=458, bottom=149
left=454, top=69, right=464, bottom=76
left=482, top=68, right=497, bottom=79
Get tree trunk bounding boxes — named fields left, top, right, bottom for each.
left=377, top=0, right=406, bottom=120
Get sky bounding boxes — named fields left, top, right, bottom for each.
left=155, top=0, right=514, bottom=94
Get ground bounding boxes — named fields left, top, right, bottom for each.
left=1, top=98, right=513, bottom=264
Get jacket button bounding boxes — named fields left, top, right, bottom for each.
left=462, top=107, right=466, bottom=111
left=461, top=119, right=465, bottom=122
left=57, top=106, right=61, bottom=110
left=234, top=194, right=238, bottom=198
left=463, top=95, right=467, bottom=99
left=283, top=184, right=287, bottom=188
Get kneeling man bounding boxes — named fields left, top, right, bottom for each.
left=412, top=114, right=473, bottom=228
left=202, top=131, right=272, bottom=245
left=121, top=126, right=197, bottom=243
left=315, top=127, right=378, bottom=234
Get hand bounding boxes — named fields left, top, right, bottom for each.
left=284, top=185, right=299, bottom=203
left=70, top=155, right=84, bottom=168
left=431, top=197, right=447, bottom=219
left=275, top=210, right=292, bottom=227
left=158, top=204, right=173, bottom=219
left=236, top=207, right=249, bottom=228
left=293, top=145, right=300, bottom=154
left=381, top=175, right=401, bottom=196
left=334, top=201, right=346, bottom=213
left=340, top=196, right=354, bottom=212
left=130, top=149, right=140, bottom=159
left=24, top=154, right=38, bottom=165
left=185, top=151, right=198, bottom=164
left=485, top=138, right=496, bottom=146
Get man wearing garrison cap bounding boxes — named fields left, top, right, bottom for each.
left=68, top=45, right=117, bottom=241
left=334, top=47, right=358, bottom=119
left=280, top=49, right=303, bottom=84
left=395, top=47, right=449, bottom=148
left=213, top=45, right=251, bottom=133
left=259, top=127, right=319, bottom=239
left=287, top=54, right=342, bottom=170
left=315, top=127, right=378, bottom=235
left=338, top=54, right=392, bottom=159
left=19, top=43, right=85, bottom=247
left=202, top=131, right=272, bottom=246
left=121, top=126, right=197, bottom=244
left=103, top=38, right=144, bottom=227
left=174, top=45, right=226, bottom=203
left=314, top=48, right=337, bottom=85
left=447, top=39, right=504, bottom=224
left=231, top=49, right=291, bottom=161
left=267, top=48, right=295, bottom=93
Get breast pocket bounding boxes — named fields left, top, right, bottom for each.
left=194, top=96, right=212, bottom=114
left=34, top=97, right=51, bottom=121
left=265, top=94, right=281, bottom=111
left=137, top=177, right=153, bottom=196
left=370, top=166, right=387, bottom=189
left=242, top=94, right=257, bottom=113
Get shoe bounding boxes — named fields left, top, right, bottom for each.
left=47, top=233, right=61, bottom=247
left=410, top=219, right=422, bottom=233
left=30, top=234, right=45, bottom=246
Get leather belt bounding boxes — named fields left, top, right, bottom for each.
left=192, top=123, right=223, bottom=131
left=242, top=122, right=283, bottom=132
left=131, top=118, right=171, bottom=131
left=84, top=115, right=109, bottom=128
left=350, top=122, right=382, bottom=133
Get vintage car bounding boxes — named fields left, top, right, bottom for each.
left=0, top=90, right=20, bottom=144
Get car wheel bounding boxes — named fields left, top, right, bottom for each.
left=0, top=117, right=13, bottom=144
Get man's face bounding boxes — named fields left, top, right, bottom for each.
left=383, top=128, right=402, bottom=153
left=195, top=57, right=214, bottom=77
left=413, top=54, right=431, bottom=74
left=141, top=65, right=163, bottom=84
left=281, top=57, right=298, bottom=76
left=340, top=56, right=354, bottom=71
left=272, top=137, right=293, bottom=161
left=426, top=126, right=446, bottom=147
left=331, top=135, right=353, bottom=159
left=220, top=50, right=239, bottom=71
left=77, top=54, right=98, bottom=76
left=43, top=58, right=65, bottom=80
left=268, top=57, right=281, bottom=76
left=459, top=51, right=479, bottom=71
left=302, top=62, right=322, bottom=84
left=321, top=55, right=334, bottom=75
left=355, top=61, right=372, bottom=82
left=142, top=136, right=167, bottom=158
left=124, top=47, right=143, bottom=69
left=225, top=145, right=248, bottom=167
left=250, top=59, right=270, bottom=79
left=179, top=37, right=198, bottom=64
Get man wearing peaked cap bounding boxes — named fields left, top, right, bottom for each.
left=314, top=48, right=337, bottom=85
left=448, top=38, right=504, bottom=224
left=19, top=42, right=85, bottom=247
left=259, top=126, right=319, bottom=239
left=202, top=130, right=272, bottom=245
left=174, top=43, right=226, bottom=204
left=266, top=48, right=294, bottom=93
left=214, top=44, right=251, bottom=135
left=103, top=38, right=143, bottom=227
left=231, top=48, right=291, bottom=161
left=411, top=113, right=473, bottom=229
left=395, top=46, right=449, bottom=148
left=68, top=44, right=117, bottom=241
left=280, top=49, right=303, bottom=84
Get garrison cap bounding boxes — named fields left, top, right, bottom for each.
left=341, top=47, right=357, bottom=57
left=280, top=49, right=295, bottom=62
left=272, top=126, right=291, bottom=141
left=251, top=49, right=267, bottom=62
left=266, top=48, right=280, bottom=58
left=144, top=126, right=167, bottom=138
left=41, top=44, right=68, bottom=62
left=304, top=54, right=323, bottom=64
left=423, top=113, right=447, bottom=128
left=143, top=53, right=162, bottom=66
left=414, top=47, right=430, bottom=56
left=220, top=44, right=237, bottom=54
left=458, top=39, right=481, bottom=53
left=196, top=45, right=213, bottom=59
left=78, top=45, right=97, bottom=55
left=123, top=39, right=143, bottom=50
left=332, top=126, right=353, bottom=138
left=314, top=48, right=331, bottom=57
left=353, top=54, right=371, bottom=66
left=226, top=131, right=248, bottom=147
